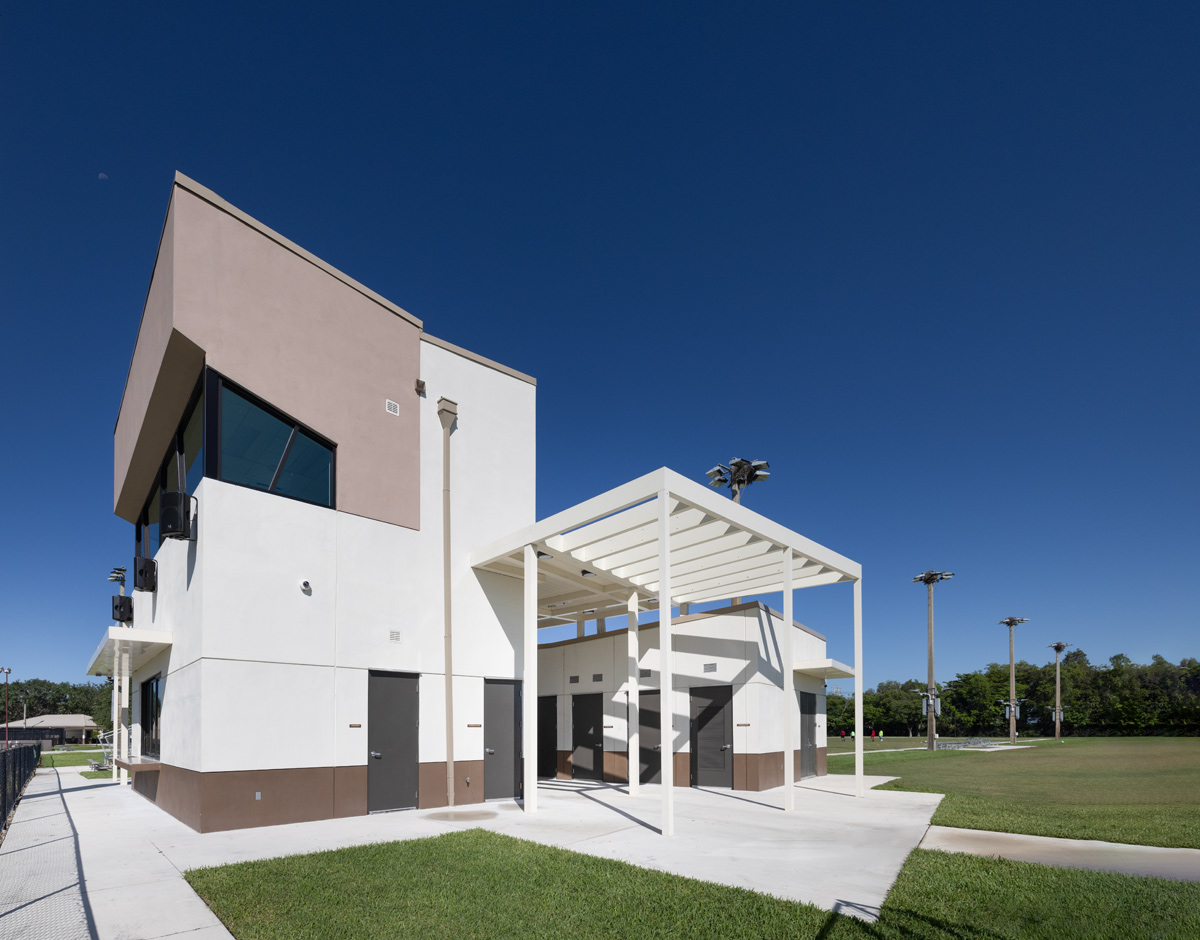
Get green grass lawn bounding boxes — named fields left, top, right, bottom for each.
left=828, top=737, right=1200, bottom=848
left=186, top=829, right=1200, bottom=940
left=79, top=770, right=117, bottom=780
left=39, top=751, right=96, bottom=767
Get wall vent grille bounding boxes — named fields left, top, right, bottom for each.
left=389, top=630, right=402, bottom=643
left=569, top=675, right=579, bottom=684
left=639, top=668, right=651, bottom=678
left=385, top=399, right=400, bottom=416
left=592, top=673, right=603, bottom=682
left=703, top=663, right=717, bottom=673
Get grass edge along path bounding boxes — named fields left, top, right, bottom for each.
left=827, top=737, right=1200, bottom=849
left=185, top=829, right=1200, bottom=940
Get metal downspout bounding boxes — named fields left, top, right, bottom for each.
left=438, top=398, right=458, bottom=806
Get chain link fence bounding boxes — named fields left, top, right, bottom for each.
left=2, top=743, right=42, bottom=836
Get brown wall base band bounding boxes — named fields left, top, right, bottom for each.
left=418, top=760, right=485, bottom=809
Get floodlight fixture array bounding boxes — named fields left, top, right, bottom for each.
left=706, top=458, right=770, bottom=504
left=912, top=570, right=954, bottom=750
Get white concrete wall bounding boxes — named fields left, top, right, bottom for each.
left=536, top=605, right=838, bottom=761
left=133, top=333, right=535, bottom=778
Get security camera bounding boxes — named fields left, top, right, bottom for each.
left=301, top=580, right=312, bottom=594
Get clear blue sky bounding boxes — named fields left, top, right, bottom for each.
left=2, top=3, right=1197, bottom=692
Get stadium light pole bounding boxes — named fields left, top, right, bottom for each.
left=998, top=617, right=1029, bottom=745
left=1048, top=642, right=1071, bottom=743
left=913, top=571, right=953, bottom=751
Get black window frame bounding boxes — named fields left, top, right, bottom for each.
left=136, top=374, right=204, bottom=559
left=140, top=673, right=163, bottom=760
left=205, top=368, right=336, bottom=510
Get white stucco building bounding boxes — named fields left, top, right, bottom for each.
left=87, top=173, right=864, bottom=834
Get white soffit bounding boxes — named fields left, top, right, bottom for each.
left=471, top=468, right=861, bottom=628
left=86, top=626, right=174, bottom=677
left=794, top=658, right=857, bottom=680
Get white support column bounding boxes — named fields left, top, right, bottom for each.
left=657, top=490, right=674, bottom=836
left=627, top=591, right=640, bottom=797
left=523, top=544, right=538, bottom=813
left=119, top=642, right=130, bottom=784
left=853, top=577, right=864, bottom=798
left=576, top=616, right=585, bottom=639
left=782, top=548, right=795, bottom=812
left=110, top=643, right=119, bottom=781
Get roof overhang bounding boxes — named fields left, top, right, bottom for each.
left=86, top=626, right=174, bottom=677
left=793, top=658, right=856, bottom=680
left=471, top=468, right=861, bottom=628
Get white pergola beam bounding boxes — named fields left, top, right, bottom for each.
left=589, top=517, right=735, bottom=574
left=570, top=506, right=706, bottom=564
left=674, top=568, right=843, bottom=605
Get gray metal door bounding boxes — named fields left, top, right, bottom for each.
left=368, top=671, right=419, bottom=812
left=484, top=679, right=522, bottom=800
left=638, top=691, right=661, bottom=784
left=799, top=691, right=817, bottom=779
left=537, top=695, right=558, bottom=777
left=571, top=693, right=603, bottom=780
left=690, top=686, right=733, bottom=787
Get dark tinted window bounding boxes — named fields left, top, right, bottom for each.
left=220, top=385, right=293, bottom=491
left=182, top=392, right=204, bottom=494
left=274, top=430, right=334, bottom=506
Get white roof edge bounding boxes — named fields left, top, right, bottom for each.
left=793, top=658, right=856, bottom=678
left=469, top=467, right=861, bottom=580
left=172, top=171, right=423, bottom=330
left=421, top=333, right=537, bottom=386
left=86, top=625, right=175, bottom=676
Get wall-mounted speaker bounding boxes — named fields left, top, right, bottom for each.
left=160, top=491, right=193, bottom=540
left=113, top=595, right=133, bottom=623
left=133, top=556, right=157, bottom=592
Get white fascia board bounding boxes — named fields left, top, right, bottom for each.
left=794, top=658, right=856, bottom=679
left=661, top=469, right=862, bottom=579
left=86, top=626, right=175, bottom=677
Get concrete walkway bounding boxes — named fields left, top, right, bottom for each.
left=922, top=825, right=1200, bottom=881
left=1, top=766, right=943, bottom=937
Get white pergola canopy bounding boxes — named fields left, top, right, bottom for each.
left=472, top=467, right=866, bottom=834
left=472, top=468, right=861, bottom=622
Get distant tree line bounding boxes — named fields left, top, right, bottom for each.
left=826, top=651, right=1200, bottom=737
left=2, top=678, right=113, bottom=732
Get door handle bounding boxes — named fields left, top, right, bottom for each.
left=720, top=744, right=732, bottom=751
left=370, top=751, right=382, bottom=759
left=653, top=745, right=662, bottom=750
left=485, top=748, right=495, bottom=755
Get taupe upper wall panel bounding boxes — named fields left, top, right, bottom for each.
left=114, top=179, right=422, bottom=530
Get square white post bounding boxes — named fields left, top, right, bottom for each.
left=627, top=591, right=640, bottom=797
left=119, top=643, right=130, bottom=784
left=657, top=489, right=674, bottom=835
left=523, top=544, right=538, bottom=813
left=853, top=577, right=864, bottom=798
left=782, top=549, right=795, bottom=811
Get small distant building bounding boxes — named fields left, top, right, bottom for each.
left=2, top=714, right=100, bottom=746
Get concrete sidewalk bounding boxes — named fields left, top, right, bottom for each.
left=921, top=825, right=1200, bottom=881
left=1, top=766, right=943, bottom=937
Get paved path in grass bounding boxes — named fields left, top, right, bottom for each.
left=0, top=767, right=233, bottom=940
left=0, top=765, right=945, bottom=935
left=921, top=825, right=1200, bottom=881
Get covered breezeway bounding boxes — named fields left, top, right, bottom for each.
left=470, top=467, right=865, bottom=835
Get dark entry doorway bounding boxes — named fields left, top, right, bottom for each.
left=368, top=671, right=419, bottom=812
left=638, top=691, right=661, bottom=784
left=537, top=695, right=558, bottom=777
left=571, top=693, right=604, bottom=780
left=799, top=691, right=817, bottom=779
left=690, top=685, right=733, bottom=787
left=484, top=679, right=522, bottom=800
